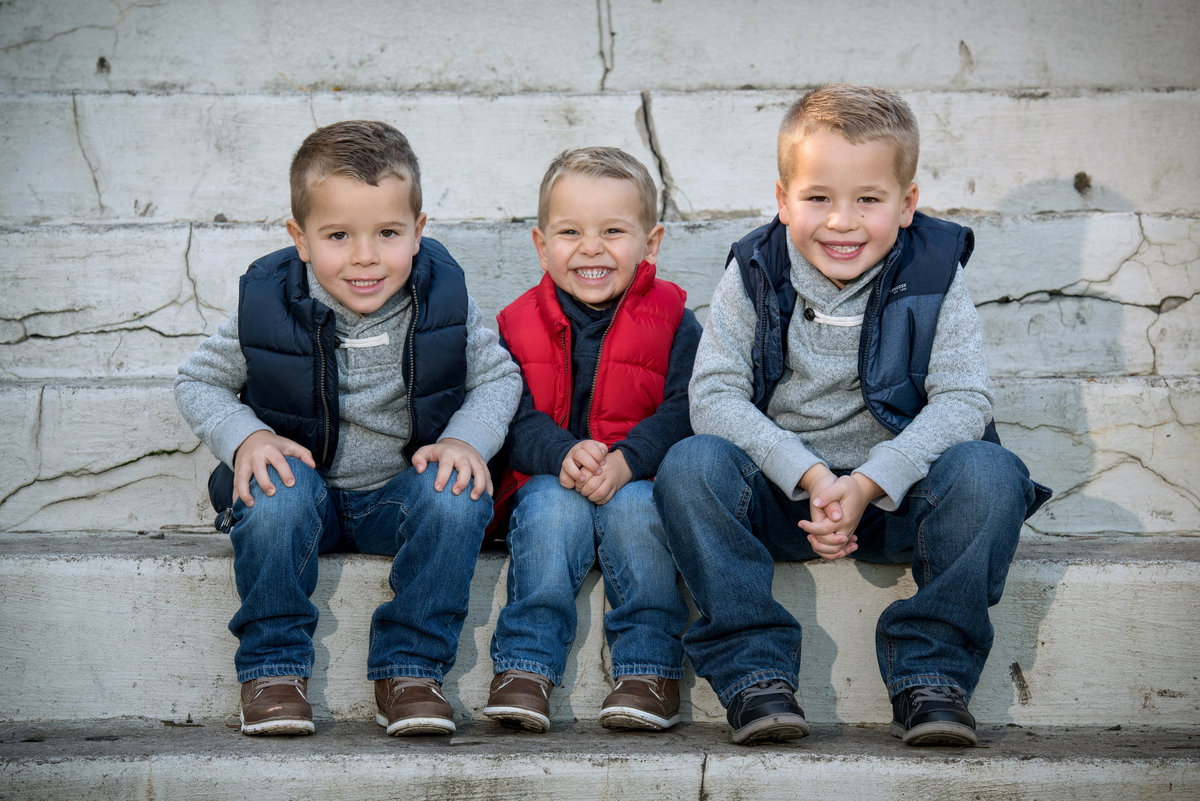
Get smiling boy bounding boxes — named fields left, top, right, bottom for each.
left=483, top=147, right=701, bottom=733
left=653, top=85, right=1050, bottom=746
left=175, top=120, right=521, bottom=737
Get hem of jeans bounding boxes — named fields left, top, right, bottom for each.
left=492, top=658, right=561, bottom=686
left=717, top=670, right=798, bottom=708
left=367, top=665, right=444, bottom=682
left=236, top=665, right=312, bottom=684
left=886, top=674, right=966, bottom=700
left=612, top=664, right=685, bottom=681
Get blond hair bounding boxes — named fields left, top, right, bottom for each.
left=777, top=85, right=919, bottom=188
left=537, top=146, right=659, bottom=232
left=289, top=120, right=421, bottom=224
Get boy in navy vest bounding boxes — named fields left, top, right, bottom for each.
left=483, top=147, right=701, bottom=733
left=175, top=121, right=521, bottom=737
left=653, top=86, right=1050, bottom=745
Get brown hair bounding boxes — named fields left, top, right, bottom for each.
left=777, top=84, right=920, bottom=188
left=289, top=120, right=421, bottom=224
left=537, top=146, right=659, bottom=232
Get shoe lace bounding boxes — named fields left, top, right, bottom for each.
left=386, top=676, right=443, bottom=701
left=250, top=675, right=306, bottom=699
left=909, top=685, right=966, bottom=707
left=614, top=675, right=666, bottom=699
left=738, top=679, right=793, bottom=701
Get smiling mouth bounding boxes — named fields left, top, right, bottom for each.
left=349, top=279, right=382, bottom=287
left=824, top=243, right=864, bottom=254
left=575, top=268, right=612, bottom=280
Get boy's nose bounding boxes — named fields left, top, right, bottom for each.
left=351, top=239, right=379, bottom=264
left=580, top=234, right=604, bottom=254
left=826, top=204, right=857, bottom=232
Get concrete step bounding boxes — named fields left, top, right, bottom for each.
left=1, top=533, right=1197, bottom=728
left=2, top=720, right=1197, bottom=800
left=3, top=376, right=1196, bottom=537
left=2, top=214, right=1196, bottom=381
left=2, top=90, right=1197, bottom=226
left=3, top=0, right=1197, bottom=94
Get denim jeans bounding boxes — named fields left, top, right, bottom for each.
left=490, top=474, right=688, bottom=685
left=227, top=457, right=491, bottom=683
left=653, top=434, right=1044, bottom=707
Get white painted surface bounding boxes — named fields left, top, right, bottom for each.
left=1, top=536, right=1197, bottom=726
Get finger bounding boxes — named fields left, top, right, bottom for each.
left=824, top=500, right=844, bottom=522
left=235, top=466, right=255, bottom=508
left=451, top=461, right=474, bottom=496
left=433, top=458, right=455, bottom=492
left=269, top=453, right=297, bottom=489
left=283, top=443, right=316, bottom=469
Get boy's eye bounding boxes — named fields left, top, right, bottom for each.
left=808, top=195, right=828, bottom=203
left=329, top=231, right=347, bottom=240
left=605, top=227, right=625, bottom=235
left=558, top=228, right=579, bottom=236
left=380, top=229, right=397, bottom=238
left=859, top=196, right=879, bottom=204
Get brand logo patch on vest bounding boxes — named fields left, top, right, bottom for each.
left=889, top=282, right=909, bottom=296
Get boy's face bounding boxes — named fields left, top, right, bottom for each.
left=776, top=129, right=918, bottom=288
left=286, top=173, right=425, bottom=315
left=532, top=173, right=664, bottom=310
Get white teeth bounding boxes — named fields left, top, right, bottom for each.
left=576, top=268, right=611, bottom=279
left=827, top=244, right=861, bottom=254
left=350, top=280, right=379, bottom=286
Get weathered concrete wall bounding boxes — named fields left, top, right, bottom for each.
left=1, top=1, right=1198, bottom=538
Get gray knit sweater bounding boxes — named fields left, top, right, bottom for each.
left=689, top=231, right=993, bottom=511
left=175, top=264, right=521, bottom=492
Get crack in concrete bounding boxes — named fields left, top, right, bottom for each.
left=595, top=0, right=614, bottom=90
left=71, top=93, right=105, bottom=213
left=638, top=92, right=682, bottom=221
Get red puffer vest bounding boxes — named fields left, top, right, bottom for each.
left=495, top=260, right=686, bottom=500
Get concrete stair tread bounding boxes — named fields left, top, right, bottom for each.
left=3, top=720, right=1196, bottom=800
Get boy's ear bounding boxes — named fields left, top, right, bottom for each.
left=413, top=212, right=427, bottom=251
left=286, top=218, right=310, bottom=263
left=531, top=227, right=550, bottom=273
left=642, top=223, right=665, bottom=265
left=775, top=179, right=791, bottom=225
left=898, top=182, right=919, bottom=228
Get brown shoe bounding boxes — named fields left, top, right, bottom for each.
left=482, top=670, right=553, bottom=732
left=239, top=675, right=314, bottom=736
left=599, top=675, right=680, bottom=731
left=374, top=677, right=455, bottom=736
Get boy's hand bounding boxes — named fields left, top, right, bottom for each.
left=575, top=448, right=633, bottom=505
left=799, top=470, right=883, bottom=560
left=233, top=430, right=316, bottom=508
left=559, top=440, right=608, bottom=489
left=412, top=437, right=492, bottom=500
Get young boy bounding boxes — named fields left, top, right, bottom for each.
left=175, top=120, right=521, bottom=737
left=653, top=86, right=1051, bottom=746
left=483, top=147, right=701, bottom=732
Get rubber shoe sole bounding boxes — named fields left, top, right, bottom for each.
left=890, top=719, right=978, bottom=746
left=598, top=705, right=679, bottom=731
left=731, top=712, right=810, bottom=745
left=239, top=710, right=315, bottom=736
left=375, top=711, right=455, bottom=736
left=482, top=704, right=550, bottom=733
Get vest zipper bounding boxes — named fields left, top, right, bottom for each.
left=405, top=285, right=420, bottom=449
left=557, top=327, right=570, bottom=427
left=315, top=319, right=332, bottom=465
left=583, top=264, right=637, bottom=439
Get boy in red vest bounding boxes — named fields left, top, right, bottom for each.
left=484, top=147, right=702, bottom=732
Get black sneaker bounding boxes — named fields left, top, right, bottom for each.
left=890, top=685, right=977, bottom=746
left=726, top=680, right=809, bottom=745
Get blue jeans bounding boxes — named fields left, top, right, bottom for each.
left=227, top=457, right=491, bottom=683
left=653, top=435, right=1043, bottom=707
left=490, top=474, right=688, bottom=684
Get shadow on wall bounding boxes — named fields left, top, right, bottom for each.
left=987, top=179, right=1143, bottom=537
